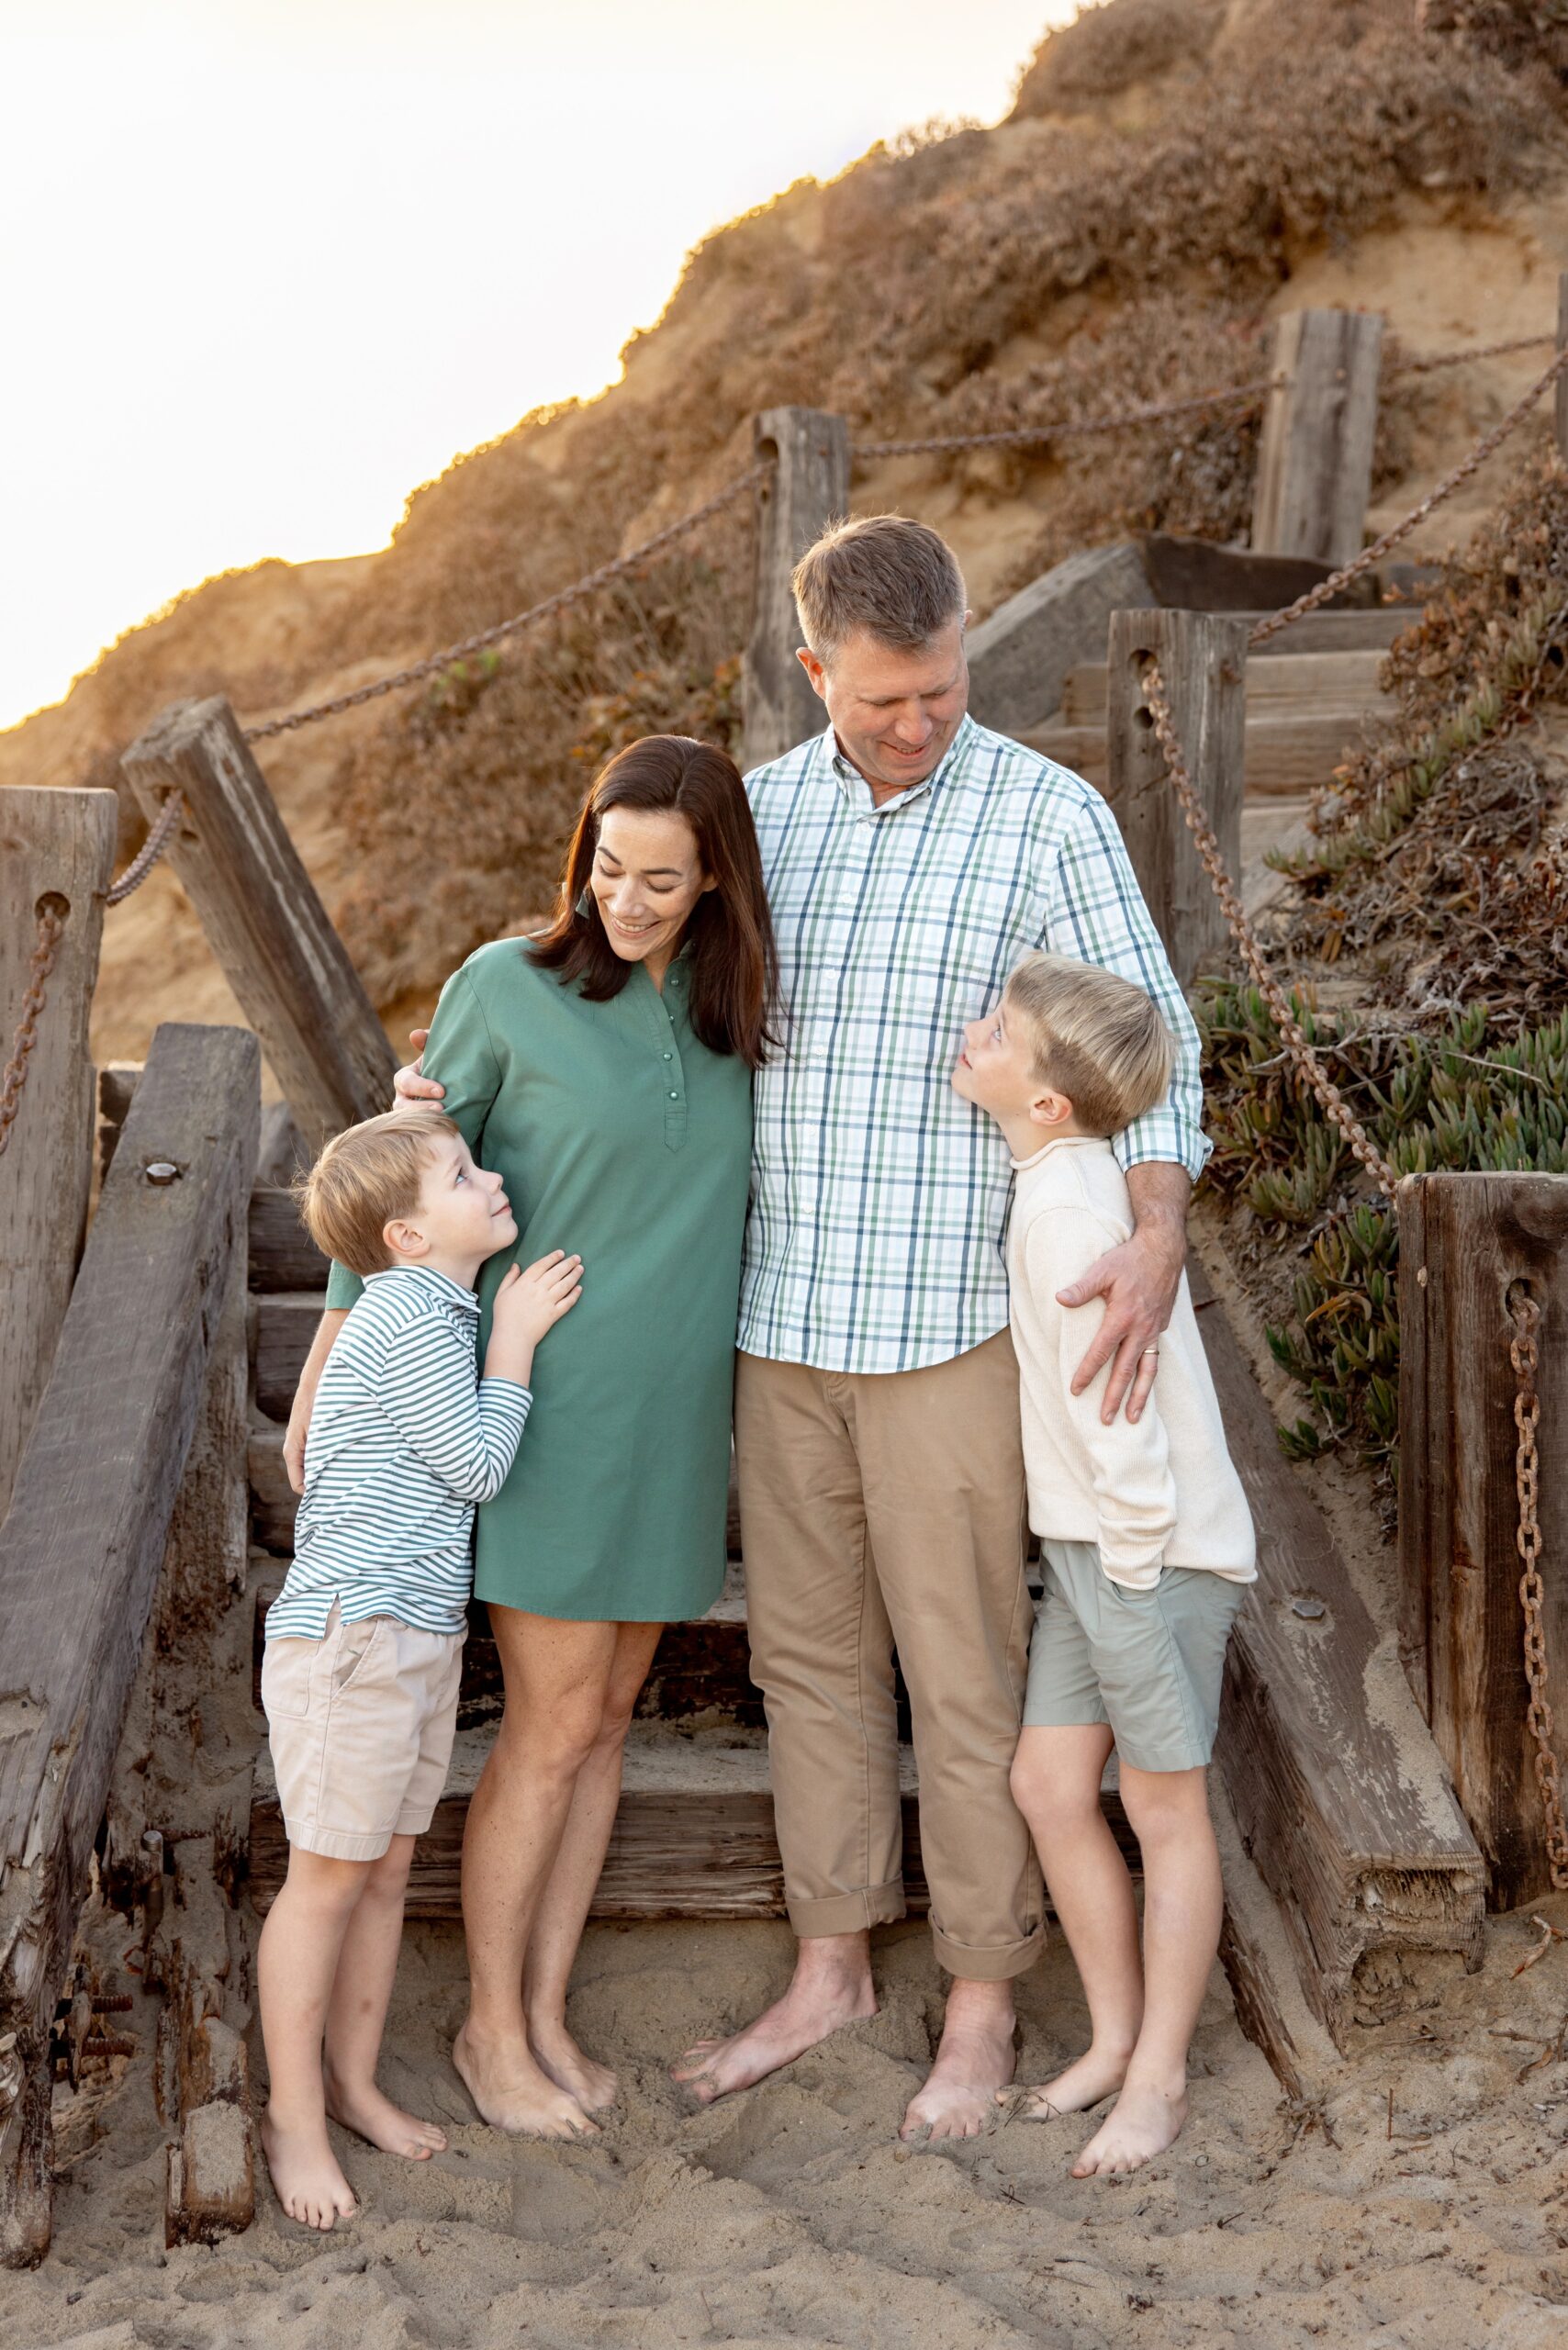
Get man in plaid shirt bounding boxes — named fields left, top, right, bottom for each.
left=674, top=515, right=1207, bottom=2139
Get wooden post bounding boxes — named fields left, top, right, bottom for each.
left=1104, top=609, right=1248, bottom=990
left=1252, top=309, right=1384, bottom=568
left=741, top=408, right=849, bottom=772
left=0, top=787, right=118, bottom=1522
left=1398, top=1170, right=1568, bottom=1909
left=120, top=699, right=395, bottom=1149
left=0, top=1021, right=257, bottom=2266
left=1556, top=272, right=1568, bottom=467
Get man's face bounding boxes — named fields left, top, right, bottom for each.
left=798, top=620, right=969, bottom=794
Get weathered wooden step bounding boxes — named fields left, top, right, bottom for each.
left=250, top=1186, right=329, bottom=1292
left=1024, top=710, right=1384, bottom=800
left=1059, top=649, right=1391, bottom=727
left=247, top=1721, right=1138, bottom=1921
left=1170, top=608, right=1411, bottom=655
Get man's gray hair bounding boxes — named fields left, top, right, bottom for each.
left=792, top=514, right=967, bottom=666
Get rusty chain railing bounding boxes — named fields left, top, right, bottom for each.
left=0, top=900, right=68, bottom=1163
left=854, top=374, right=1277, bottom=460
left=1507, top=1285, right=1568, bottom=1893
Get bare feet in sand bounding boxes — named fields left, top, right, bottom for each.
left=324, top=2072, right=448, bottom=2160
left=1071, top=2079, right=1189, bottom=2176
left=528, top=2017, right=618, bottom=2114
left=260, top=2107, right=358, bottom=2232
left=454, top=2021, right=598, bottom=2138
left=899, top=1980, right=1016, bottom=2142
left=1005, top=2042, right=1130, bottom=2124
left=672, top=1941, right=877, bottom=2106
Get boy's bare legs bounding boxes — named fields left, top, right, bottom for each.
left=522, top=1619, right=664, bottom=2112
left=454, top=1607, right=620, bottom=2136
left=1007, top=1726, right=1144, bottom=2120
left=258, top=1849, right=373, bottom=2230
left=1070, top=1760, right=1222, bottom=2177
left=321, top=1833, right=446, bottom=2159
left=671, top=1928, right=879, bottom=2103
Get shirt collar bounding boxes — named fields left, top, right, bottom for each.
left=364, top=1264, right=481, bottom=1316
left=823, top=712, right=975, bottom=819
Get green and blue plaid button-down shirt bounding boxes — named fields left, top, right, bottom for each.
left=739, top=713, right=1210, bottom=1375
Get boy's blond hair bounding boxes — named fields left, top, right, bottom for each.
left=1003, top=953, right=1175, bottom=1138
left=297, top=1107, right=460, bottom=1278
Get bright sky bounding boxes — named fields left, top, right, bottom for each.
left=0, top=0, right=1075, bottom=732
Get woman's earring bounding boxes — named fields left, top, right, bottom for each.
left=576, top=885, right=594, bottom=919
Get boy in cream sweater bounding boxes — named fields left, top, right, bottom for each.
left=952, top=952, right=1255, bottom=2178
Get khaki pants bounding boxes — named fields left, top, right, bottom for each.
left=735, top=1331, right=1044, bottom=1981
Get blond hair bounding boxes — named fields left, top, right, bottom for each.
left=297, top=1107, right=459, bottom=1278
left=791, top=513, right=966, bottom=665
left=1003, top=953, right=1175, bottom=1138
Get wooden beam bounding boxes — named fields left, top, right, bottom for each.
left=967, top=543, right=1153, bottom=737
left=0, top=1022, right=257, bottom=2266
left=249, top=1182, right=329, bottom=1292
left=1025, top=709, right=1386, bottom=800
left=154, top=1840, right=254, bottom=2248
left=1195, top=1276, right=1485, bottom=2042
left=1397, top=1171, right=1568, bottom=1908
left=1064, top=649, right=1390, bottom=726
left=96, top=1060, right=142, bottom=1184
left=248, top=1725, right=1139, bottom=1921
left=1136, top=532, right=1370, bottom=615
left=1105, top=609, right=1248, bottom=988
left=1251, top=309, right=1384, bottom=568
left=120, top=699, right=395, bottom=1149
left=1558, top=273, right=1568, bottom=469
left=0, top=787, right=118, bottom=1524
left=740, top=408, right=849, bottom=771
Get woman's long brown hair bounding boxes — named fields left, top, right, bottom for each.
left=531, top=735, right=779, bottom=1069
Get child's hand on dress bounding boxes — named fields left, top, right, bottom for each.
left=486, top=1252, right=582, bottom=1386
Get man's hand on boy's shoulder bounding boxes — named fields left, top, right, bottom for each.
left=1057, top=1172, right=1187, bottom=1427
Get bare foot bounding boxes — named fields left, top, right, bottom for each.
left=324, top=2071, right=448, bottom=2159
left=1005, top=2042, right=1130, bottom=2123
left=672, top=1964, right=877, bottom=2106
left=454, top=2021, right=598, bottom=2138
left=260, top=2106, right=358, bottom=2232
left=528, top=2017, right=618, bottom=2113
left=901, top=1982, right=1016, bottom=2143
left=1071, top=2079, right=1189, bottom=2177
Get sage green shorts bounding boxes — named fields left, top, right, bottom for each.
left=1022, top=1539, right=1251, bottom=1773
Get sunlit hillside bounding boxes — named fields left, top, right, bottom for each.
left=6, top=0, right=1568, bottom=1057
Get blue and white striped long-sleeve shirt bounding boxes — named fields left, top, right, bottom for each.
left=266, top=1265, right=532, bottom=1640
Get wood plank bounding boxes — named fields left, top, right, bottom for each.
left=254, top=1291, right=326, bottom=1422
left=0, top=1021, right=258, bottom=2267
left=1396, top=1171, right=1568, bottom=1908
left=153, top=1839, right=255, bottom=2249
left=1061, top=650, right=1390, bottom=726
left=1200, top=1293, right=1485, bottom=2043
left=1179, top=608, right=1410, bottom=655
left=120, top=698, right=396, bottom=1149
left=0, top=787, right=118, bottom=1524
left=96, top=1060, right=142, bottom=1184
left=968, top=543, right=1153, bottom=737
left=1025, top=710, right=1383, bottom=800
left=249, top=1183, right=329, bottom=1292
left=1251, top=309, right=1384, bottom=567
left=741, top=409, right=849, bottom=770
left=1106, top=609, right=1247, bottom=989
left=1137, top=532, right=1368, bottom=615
left=248, top=1725, right=1139, bottom=1921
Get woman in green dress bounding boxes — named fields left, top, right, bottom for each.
left=284, top=735, right=775, bottom=2139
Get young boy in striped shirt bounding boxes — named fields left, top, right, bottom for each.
left=258, top=1106, right=580, bottom=2232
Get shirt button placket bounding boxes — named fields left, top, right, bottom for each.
left=661, top=974, right=688, bottom=1151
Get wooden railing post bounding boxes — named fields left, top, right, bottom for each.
left=1398, top=1170, right=1568, bottom=1908
left=1251, top=309, right=1384, bottom=568
left=0, top=1021, right=257, bottom=2266
left=120, top=699, right=396, bottom=1149
left=741, top=408, right=849, bottom=772
left=1556, top=271, right=1568, bottom=466
left=0, top=786, right=118, bottom=1524
left=1104, top=609, right=1248, bottom=990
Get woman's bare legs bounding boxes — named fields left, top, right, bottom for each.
left=522, top=1619, right=664, bottom=2110
left=454, top=1610, right=618, bottom=2135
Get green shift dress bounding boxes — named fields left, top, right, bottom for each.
left=325, top=938, right=752, bottom=1622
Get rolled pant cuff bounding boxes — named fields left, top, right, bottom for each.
left=786, top=1880, right=907, bottom=1938
left=930, top=1920, right=1047, bottom=1981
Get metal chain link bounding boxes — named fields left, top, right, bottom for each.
left=1388, top=332, right=1555, bottom=376
left=243, top=464, right=767, bottom=744
left=854, top=375, right=1277, bottom=461
left=1249, top=342, right=1568, bottom=649
left=1140, top=658, right=1400, bottom=1198
left=105, top=789, right=185, bottom=905
left=1506, top=1284, right=1568, bottom=1894
left=0, top=899, right=68, bottom=1161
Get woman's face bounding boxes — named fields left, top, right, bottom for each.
left=589, top=805, right=714, bottom=969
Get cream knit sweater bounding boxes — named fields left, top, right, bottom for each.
left=1007, top=1136, right=1256, bottom=1590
